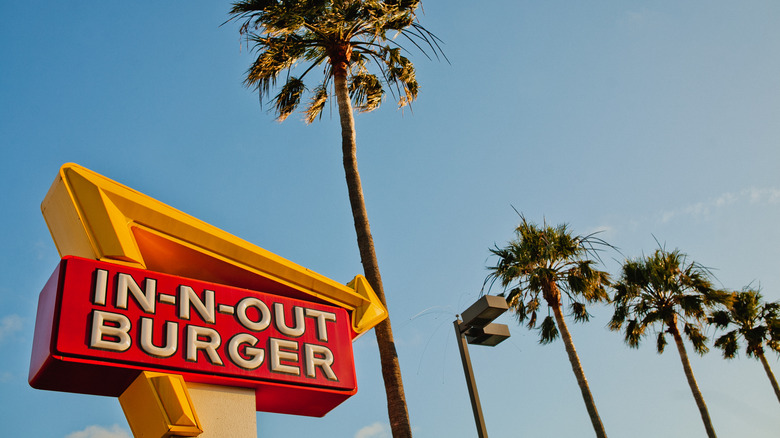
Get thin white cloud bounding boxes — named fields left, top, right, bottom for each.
left=746, top=187, right=780, bottom=204
left=659, top=187, right=780, bottom=223
left=65, top=425, right=131, bottom=438
left=355, top=422, right=390, bottom=438
left=0, top=315, right=23, bottom=343
left=617, top=7, right=656, bottom=30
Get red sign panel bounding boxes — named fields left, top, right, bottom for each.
left=29, top=256, right=357, bottom=417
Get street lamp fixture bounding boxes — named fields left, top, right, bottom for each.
left=454, top=295, right=510, bottom=438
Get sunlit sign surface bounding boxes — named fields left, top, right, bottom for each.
left=40, top=163, right=387, bottom=337
left=30, top=256, right=357, bottom=417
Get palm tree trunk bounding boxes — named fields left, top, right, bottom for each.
left=667, top=322, right=717, bottom=438
left=550, top=302, right=608, bottom=438
left=757, top=351, right=780, bottom=405
left=332, top=65, right=412, bottom=438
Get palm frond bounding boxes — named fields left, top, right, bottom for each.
left=349, top=72, right=384, bottom=112
left=225, top=0, right=278, bottom=30
left=678, top=294, right=705, bottom=319
left=383, top=48, right=418, bottom=106
left=768, top=337, right=780, bottom=355
left=656, top=331, right=667, bottom=353
left=539, top=315, right=559, bottom=344
left=305, top=81, right=329, bottom=123
left=709, top=309, right=732, bottom=328
left=744, top=326, right=768, bottom=357
left=517, top=297, right=539, bottom=329
left=274, top=77, right=306, bottom=121
left=244, top=35, right=307, bottom=98
left=570, top=301, right=590, bottom=323
left=714, top=331, right=738, bottom=358
left=684, top=323, right=709, bottom=355
left=526, top=309, right=537, bottom=330
left=625, top=319, right=643, bottom=348
left=608, top=305, right=627, bottom=331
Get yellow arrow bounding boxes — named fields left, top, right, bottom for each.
left=41, top=163, right=387, bottom=335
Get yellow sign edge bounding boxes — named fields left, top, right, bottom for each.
left=41, top=163, right=387, bottom=334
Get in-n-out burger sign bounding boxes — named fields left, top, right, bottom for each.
left=30, top=256, right=357, bottom=417
left=30, top=163, right=388, bottom=422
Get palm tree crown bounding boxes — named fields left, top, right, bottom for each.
left=710, top=288, right=780, bottom=358
left=486, top=216, right=610, bottom=438
left=610, top=248, right=728, bottom=353
left=228, top=0, right=442, bottom=122
left=610, top=248, right=728, bottom=438
left=710, top=288, right=780, bottom=405
left=487, top=217, right=610, bottom=342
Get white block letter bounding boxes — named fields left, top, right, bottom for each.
left=236, top=297, right=271, bottom=332
left=93, top=269, right=108, bottom=306
left=116, top=273, right=156, bottom=314
left=274, top=303, right=305, bottom=337
left=269, top=338, right=300, bottom=376
left=186, top=325, right=223, bottom=365
left=304, top=308, right=337, bottom=342
left=228, top=333, right=265, bottom=370
left=304, top=343, right=337, bottom=381
left=139, top=317, right=178, bottom=358
left=179, top=286, right=216, bottom=324
left=90, top=310, right=132, bottom=352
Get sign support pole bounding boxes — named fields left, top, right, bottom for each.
left=185, top=383, right=257, bottom=438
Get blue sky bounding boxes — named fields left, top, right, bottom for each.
left=2, top=1, right=779, bottom=437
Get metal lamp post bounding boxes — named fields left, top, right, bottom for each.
left=454, top=295, right=511, bottom=438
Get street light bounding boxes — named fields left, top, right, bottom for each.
left=454, top=295, right=510, bottom=438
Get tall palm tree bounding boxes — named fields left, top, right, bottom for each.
left=710, top=288, right=780, bottom=404
left=486, top=216, right=611, bottom=438
left=610, top=248, right=728, bottom=438
left=227, top=2, right=443, bottom=436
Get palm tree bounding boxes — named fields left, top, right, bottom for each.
left=710, top=288, right=780, bottom=404
left=226, top=2, right=442, bottom=436
left=610, top=248, right=728, bottom=438
left=486, top=216, right=611, bottom=438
